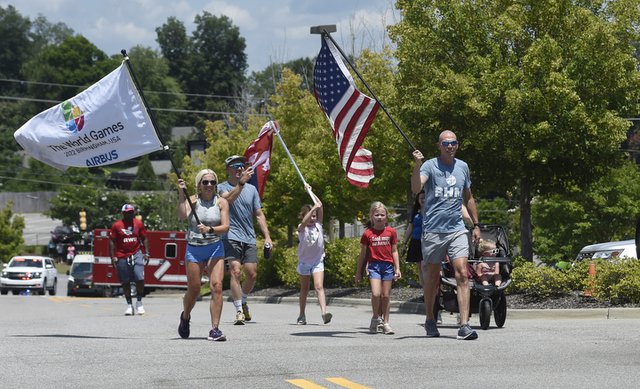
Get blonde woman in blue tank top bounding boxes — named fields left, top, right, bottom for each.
left=176, top=169, right=229, bottom=342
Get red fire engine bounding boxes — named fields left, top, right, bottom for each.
left=92, top=229, right=190, bottom=291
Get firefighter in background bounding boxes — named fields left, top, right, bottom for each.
left=109, top=204, right=149, bottom=316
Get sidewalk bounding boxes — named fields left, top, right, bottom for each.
left=241, top=294, right=640, bottom=319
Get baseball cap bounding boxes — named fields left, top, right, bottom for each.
left=225, top=155, right=246, bottom=166
left=121, top=204, right=135, bottom=213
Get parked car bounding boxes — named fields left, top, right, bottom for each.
left=0, top=256, right=58, bottom=295
left=67, top=254, right=109, bottom=297
left=575, top=239, right=637, bottom=261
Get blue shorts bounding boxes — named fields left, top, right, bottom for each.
left=185, top=241, right=225, bottom=263
left=297, top=259, right=325, bottom=276
left=367, top=261, right=395, bottom=281
left=422, top=230, right=470, bottom=265
left=115, top=250, right=144, bottom=283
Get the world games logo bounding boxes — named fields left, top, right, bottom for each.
left=61, top=100, right=85, bottom=133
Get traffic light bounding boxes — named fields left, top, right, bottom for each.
left=79, top=210, right=87, bottom=231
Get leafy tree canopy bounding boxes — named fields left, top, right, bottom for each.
left=0, top=203, right=25, bottom=261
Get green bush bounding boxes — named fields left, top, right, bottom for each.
left=592, top=259, right=640, bottom=304
left=508, top=258, right=572, bottom=298
left=324, top=237, right=362, bottom=287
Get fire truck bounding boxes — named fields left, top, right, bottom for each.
left=92, top=229, right=191, bottom=293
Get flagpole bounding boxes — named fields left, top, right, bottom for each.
left=311, top=26, right=416, bottom=151
left=269, top=121, right=315, bottom=202
left=120, top=50, right=201, bottom=224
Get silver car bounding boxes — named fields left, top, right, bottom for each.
left=575, top=239, right=637, bottom=261
left=1, top=256, right=58, bottom=295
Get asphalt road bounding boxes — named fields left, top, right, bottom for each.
left=1, top=277, right=640, bottom=388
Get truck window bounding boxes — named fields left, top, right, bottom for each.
left=165, top=243, right=177, bottom=259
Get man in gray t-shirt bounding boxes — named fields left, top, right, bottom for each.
left=218, top=155, right=272, bottom=325
left=411, top=130, right=481, bottom=341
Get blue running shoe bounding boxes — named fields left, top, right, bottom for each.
left=457, top=324, right=478, bottom=340
left=208, top=327, right=226, bottom=342
left=425, top=319, right=440, bottom=337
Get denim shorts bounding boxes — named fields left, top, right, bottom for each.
left=367, top=260, right=395, bottom=281
left=115, top=250, right=144, bottom=283
left=297, top=259, right=325, bottom=276
left=185, top=241, right=225, bottom=263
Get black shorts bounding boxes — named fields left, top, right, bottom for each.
left=406, top=238, right=423, bottom=263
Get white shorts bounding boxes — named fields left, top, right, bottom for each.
left=296, top=259, right=325, bottom=275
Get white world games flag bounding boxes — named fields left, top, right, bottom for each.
left=14, top=63, right=163, bottom=170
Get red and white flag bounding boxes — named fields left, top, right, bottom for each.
left=313, top=35, right=379, bottom=187
left=243, top=121, right=275, bottom=199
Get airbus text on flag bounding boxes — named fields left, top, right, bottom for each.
left=313, top=35, right=379, bottom=187
left=243, top=121, right=275, bottom=199
left=14, top=63, right=163, bottom=170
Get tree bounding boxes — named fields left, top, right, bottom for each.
left=0, top=5, right=31, bottom=89
left=132, top=155, right=163, bottom=191
left=247, top=57, right=315, bottom=100
left=0, top=203, right=25, bottom=261
left=126, top=45, right=187, bottom=141
left=533, top=161, right=640, bottom=263
left=48, top=186, right=130, bottom=230
left=21, top=35, right=119, bottom=103
left=390, top=0, right=640, bottom=259
left=156, top=12, right=247, bottom=117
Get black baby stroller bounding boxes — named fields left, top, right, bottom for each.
left=434, top=224, right=512, bottom=330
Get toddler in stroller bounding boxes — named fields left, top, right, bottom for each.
left=437, top=224, right=512, bottom=330
left=474, top=239, right=502, bottom=286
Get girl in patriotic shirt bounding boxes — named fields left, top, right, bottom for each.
left=355, top=201, right=401, bottom=335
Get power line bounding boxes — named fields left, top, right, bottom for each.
left=0, top=77, right=257, bottom=101
left=0, top=95, right=268, bottom=116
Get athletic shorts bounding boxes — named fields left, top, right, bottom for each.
left=367, top=260, right=395, bottom=281
left=223, top=239, right=258, bottom=264
left=297, top=258, right=325, bottom=276
left=421, top=230, right=470, bottom=265
left=185, top=241, right=225, bottom=263
left=115, top=250, right=144, bottom=283
left=406, top=238, right=423, bottom=263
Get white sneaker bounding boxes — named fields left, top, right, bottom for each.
left=436, top=311, right=443, bottom=325
left=136, top=301, right=145, bottom=315
left=125, top=304, right=134, bottom=316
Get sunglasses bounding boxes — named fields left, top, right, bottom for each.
left=228, top=163, right=245, bottom=169
left=483, top=248, right=500, bottom=255
left=201, top=180, right=217, bottom=186
left=441, top=140, right=459, bottom=147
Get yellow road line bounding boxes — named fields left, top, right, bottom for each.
left=286, top=379, right=326, bottom=388
left=326, top=377, right=372, bottom=389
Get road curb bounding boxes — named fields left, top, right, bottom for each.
left=244, top=295, right=640, bottom=319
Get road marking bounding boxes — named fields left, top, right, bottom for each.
left=286, top=378, right=372, bottom=389
left=326, top=377, right=372, bottom=389
left=286, top=379, right=326, bottom=388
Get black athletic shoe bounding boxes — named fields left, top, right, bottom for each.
left=178, top=311, right=190, bottom=339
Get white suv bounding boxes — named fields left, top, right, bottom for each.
left=575, top=239, right=637, bottom=261
left=1, top=256, right=58, bottom=295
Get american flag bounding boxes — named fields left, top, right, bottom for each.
left=243, top=121, right=275, bottom=199
left=313, top=35, right=379, bottom=187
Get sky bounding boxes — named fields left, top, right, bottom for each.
left=4, top=0, right=399, bottom=74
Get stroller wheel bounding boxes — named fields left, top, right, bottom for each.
left=479, top=299, right=492, bottom=330
left=494, top=293, right=507, bottom=328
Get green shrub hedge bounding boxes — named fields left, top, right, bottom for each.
left=252, top=239, right=640, bottom=305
